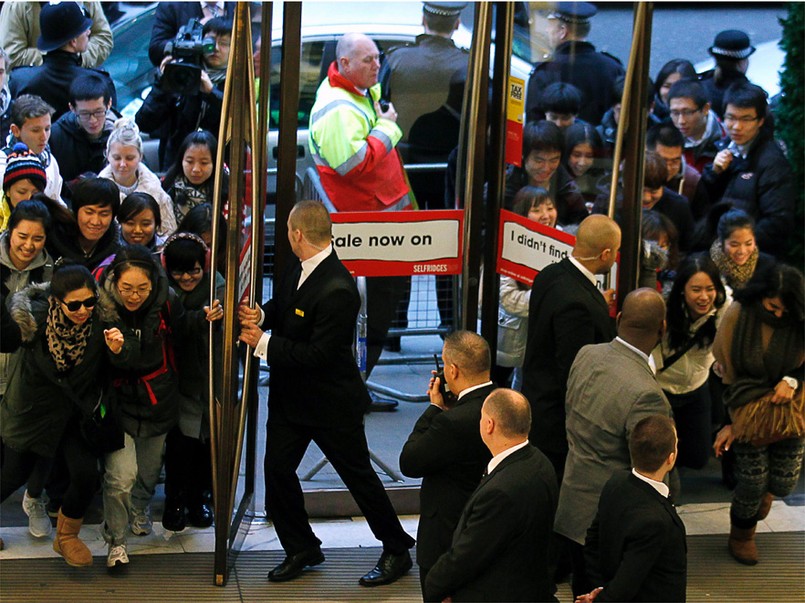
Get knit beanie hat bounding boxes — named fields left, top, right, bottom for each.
left=3, top=143, right=47, bottom=193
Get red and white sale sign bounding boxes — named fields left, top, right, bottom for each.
left=330, top=210, right=464, bottom=277
left=496, top=209, right=617, bottom=291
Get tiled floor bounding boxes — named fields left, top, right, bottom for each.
left=1, top=503, right=802, bottom=562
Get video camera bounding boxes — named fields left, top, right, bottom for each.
left=161, top=19, right=216, bottom=95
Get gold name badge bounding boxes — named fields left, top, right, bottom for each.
left=295, top=308, right=305, bottom=317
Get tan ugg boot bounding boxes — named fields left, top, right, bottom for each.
left=756, top=493, right=774, bottom=521
left=53, top=510, right=93, bottom=567
left=728, top=524, right=758, bottom=565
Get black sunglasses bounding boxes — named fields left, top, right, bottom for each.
left=61, top=296, right=98, bottom=312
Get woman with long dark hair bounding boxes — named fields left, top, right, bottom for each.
left=652, top=59, right=697, bottom=120
left=1, top=264, right=121, bottom=566
left=713, top=263, right=804, bottom=565
left=161, top=129, right=227, bottom=226
left=652, top=255, right=729, bottom=469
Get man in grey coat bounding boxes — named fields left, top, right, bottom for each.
left=554, top=288, right=671, bottom=597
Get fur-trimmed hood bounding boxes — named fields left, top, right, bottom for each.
left=8, top=281, right=118, bottom=342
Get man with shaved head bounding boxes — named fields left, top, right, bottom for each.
left=309, top=32, right=414, bottom=402
left=554, top=288, right=672, bottom=597
left=521, top=214, right=621, bottom=484
left=424, top=389, right=558, bottom=602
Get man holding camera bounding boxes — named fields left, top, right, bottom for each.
left=148, top=2, right=236, bottom=68
left=136, top=17, right=232, bottom=170
left=398, top=330, right=495, bottom=595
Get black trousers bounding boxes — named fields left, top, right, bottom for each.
left=164, top=426, right=212, bottom=503
left=0, top=418, right=98, bottom=519
left=667, top=382, right=712, bottom=470
left=365, top=276, right=411, bottom=377
left=264, top=414, right=414, bottom=556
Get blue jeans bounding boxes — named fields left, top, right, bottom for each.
left=102, top=432, right=166, bottom=545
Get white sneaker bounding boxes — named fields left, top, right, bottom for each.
left=107, top=543, right=129, bottom=568
left=22, top=491, right=53, bottom=538
left=130, top=506, right=152, bottom=536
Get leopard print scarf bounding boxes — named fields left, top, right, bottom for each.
left=45, top=296, right=92, bottom=373
left=710, top=239, right=759, bottom=290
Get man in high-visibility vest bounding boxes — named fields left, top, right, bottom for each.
left=309, top=33, right=413, bottom=408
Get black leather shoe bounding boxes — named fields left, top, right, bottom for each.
left=267, top=548, right=325, bottom=582
left=161, top=499, right=186, bottom=532
left=359, top=550, right=412, bottom=587
left=188, top=492, right=214, bottom=528
left=367, top=392, right=399, bottom=413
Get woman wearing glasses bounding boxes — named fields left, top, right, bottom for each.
left=96, top=245, right=222, bottom=569
left=160, top=232, right=224, bottom=532
left=0, top=263, right=122, bottom=567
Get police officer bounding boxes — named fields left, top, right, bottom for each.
left=526, top=2, right=623, bottom=126
left=379, top=1, right=469, bottom=155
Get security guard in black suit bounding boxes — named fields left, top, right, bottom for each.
left=526, top=2, right=624, bottom=126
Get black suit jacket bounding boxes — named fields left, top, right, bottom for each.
left=585, top=471, right=687, bottom=602
left=399, top=382, right=496, bottom=570
left=521, top=258, right=615, bottom=458
left=424, top=444, right=558, bottom=602
left=261, top=250, right=370, bottom=428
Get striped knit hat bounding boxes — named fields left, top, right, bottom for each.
left=3, top=143, right=47, bottom=193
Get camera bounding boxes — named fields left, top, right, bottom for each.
left=161, top=19, right=216, bottom=95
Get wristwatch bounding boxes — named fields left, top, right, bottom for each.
left=782, top=376, right=799, bottom=390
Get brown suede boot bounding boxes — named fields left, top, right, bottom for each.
left=728, top=524, right=758, bottom=565
left=756, top=493, right=774, bottom=521
left=53, top=510, right=93, bottom=567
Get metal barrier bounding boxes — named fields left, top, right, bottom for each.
left=299, top=166, right=459, bottom=392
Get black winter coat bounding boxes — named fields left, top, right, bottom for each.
left=100, top=266, right=187, bottom=438
left=701, top=130, right=794, bottom=258
left=9, top=51, right=116, bottom=121
left=135, top=78, right=225, bottom=170
left=50, top=111, right=117, bottom=187
left=1, top=284, right=117, bottom=457
left=46, top=220, right=121, bottom=272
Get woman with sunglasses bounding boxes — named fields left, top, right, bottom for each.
left=0, top=263, right=122, bottom=567
left=160, top=232, right=224, bottom=532
left=96, top=245, right=222, bottom=569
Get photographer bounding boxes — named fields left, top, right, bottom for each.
left=135, top=18, right=231, bottom=171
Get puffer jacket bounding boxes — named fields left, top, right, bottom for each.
left=171, top=270, right=224, bottom=439
left=99, top=265, right=186, bottom=438
left=496, top=276, right=531, bottom=368
left=1, top=283, right=117, bottom=457
left=0, top=231, right=53, bottom=394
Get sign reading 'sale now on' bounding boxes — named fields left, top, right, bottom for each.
left=331, top=210, right=464, bottom=277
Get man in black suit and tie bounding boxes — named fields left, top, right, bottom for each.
left=399, top=330, right=495, bottom=595
left=521, top=213, right=620, bottom=484
left=579, top=415, right=687, bottom=602
left=238, top=200, right=415, bottom=586
left=425, top=389, right=558, bottom=602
